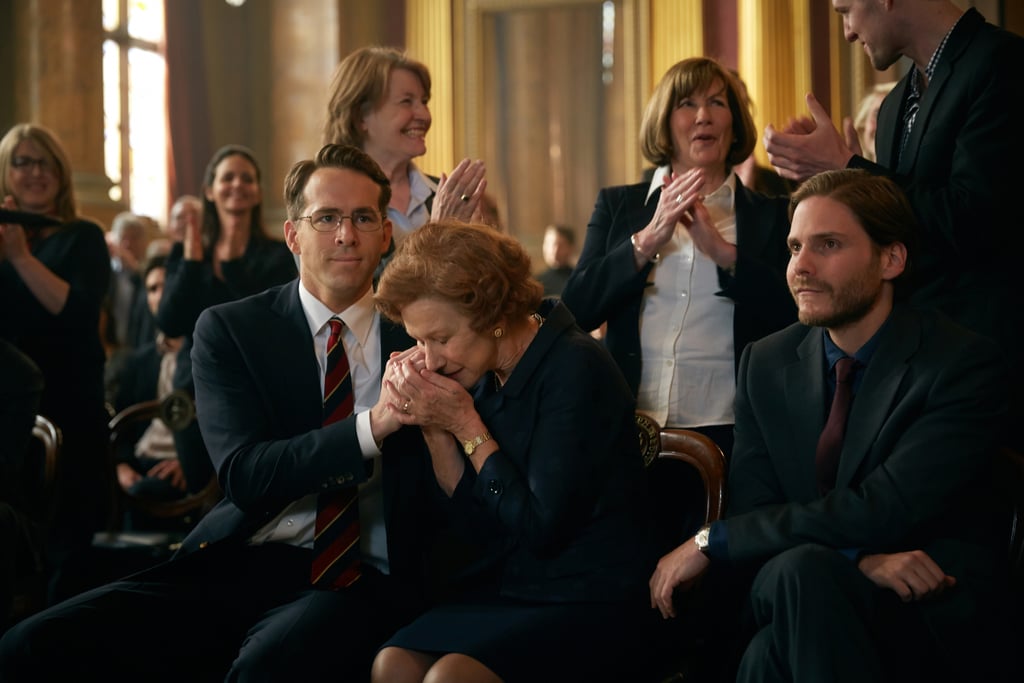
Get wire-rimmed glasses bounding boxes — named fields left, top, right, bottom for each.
left=297, top=209, right=382, bottom=232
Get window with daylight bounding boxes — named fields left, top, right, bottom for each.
left=103, top=0, right=167, bottom=221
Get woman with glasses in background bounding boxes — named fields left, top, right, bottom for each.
left=0, top=123, right=112, bottom=601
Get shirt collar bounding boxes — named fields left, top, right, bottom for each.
left=297, top=281, right=376, bottom=348
left=821, top=310, right=892, bottom=372
left=409, top=163, right=437, bottom=207
left=644, top=165, right=737, bottom=207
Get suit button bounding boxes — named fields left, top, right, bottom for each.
left=199, top=541, right=209, bottom=549
left=487, top=479, right=502, bottom=495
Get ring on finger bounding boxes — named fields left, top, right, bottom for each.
left=675, top=194, right=683, bottom=204
left=402, top=401, right=410, bottom=413
left=459, top=193, right=470, bottom=202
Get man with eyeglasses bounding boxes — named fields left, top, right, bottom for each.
left=1, top=145, right=452, bottom=681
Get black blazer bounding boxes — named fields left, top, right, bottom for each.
left=180, top=281, right=439, bottom=586
left=561, top=176, right=795, bottom=396
left=848, top=8, right=1024, bottom=346
left=724, top=306, right=1007, bottom=629
left=445, top=300, right=653, bottom=603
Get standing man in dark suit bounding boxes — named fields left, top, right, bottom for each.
left=763, top=0, right=1024, bottom=444
left=0, top=144, right=445, bottom=681
left=649, top=169, right=1008, bottom=681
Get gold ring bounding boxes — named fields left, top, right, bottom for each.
left=675, top=194, right=683, bottom=204
left=402, top=401, right=410, bottom=413
left=460, top=194, right=470, bottom=202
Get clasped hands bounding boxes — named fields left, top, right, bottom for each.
left=0, top=195, right=29, bottom=263
left=631, top=168, right=735, bottom=270
left=376, top=347, right=475, bottom=438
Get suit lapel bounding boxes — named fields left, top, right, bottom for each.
left=876, top=77, right=908, bottom=168
left=270, top=281, right=323, bottom=424
left=835, top=307, right=919, bottom=489
left=624, top=185, right=658, bottom=238
left=786, top=328, right=827, bottom=497
left=893, top=9, right=981, bottom=173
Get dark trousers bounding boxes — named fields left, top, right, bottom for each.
left=0, top=542, right=427, bottom=682
left=735, top=543, right=1002, bottom=683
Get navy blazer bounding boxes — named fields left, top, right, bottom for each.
left=445, top=300, right=653, bottom=603
left=561, top=176, right=795, bottom=396
left=180, top=281, right=439, bottom=586
left=848, top=8, right=1024, bottom=346
left=724, top=306, right=1007, bottom=629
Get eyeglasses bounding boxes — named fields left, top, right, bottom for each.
left=11, top=156, right=56, bottom=174
left=297, top=209, right=382, bottom=233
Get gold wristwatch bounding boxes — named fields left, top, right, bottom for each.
left=462, top=432, right=492, bottom=456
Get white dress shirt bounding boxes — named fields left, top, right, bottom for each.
left=248, top=284, right=392, bottom=573
left=387, top=164, right=438, bottom=246
left=636, top=166, right=737, bottom=428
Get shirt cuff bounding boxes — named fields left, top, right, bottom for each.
left=355, top=411, right=382, bottom=458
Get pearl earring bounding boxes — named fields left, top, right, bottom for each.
left=493, top=327, right=504, bottom=338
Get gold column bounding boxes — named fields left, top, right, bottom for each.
left=738, top=0, right=812, bottom=166
left=649, top=0, right=703, bottom=92
left=406, top=0, right=455, bottom=175
left=12, top=0, right=117, bottom=226
left=267, top=0, right=339, bottom=230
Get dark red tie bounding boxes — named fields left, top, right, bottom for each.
left=311, top=317, right=361, bottom=589
left=815, top=356, right=857, bottom=496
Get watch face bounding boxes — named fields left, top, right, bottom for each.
left=696, top=526, right=710, bottom=550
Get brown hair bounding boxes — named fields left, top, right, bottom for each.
left=375, top=220, right=543, bottom=333
left=639, top=57, right=756, bottom=169
left=200, top=145, right=267, bottom=250
left=322, top=46, right=432, bottom=148
left=789, top=169, right=917, bottom=285
left=0, top=123, right=78, bottom=222
left=283, top=144, right=391, bottom=221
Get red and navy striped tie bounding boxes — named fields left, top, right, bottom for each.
left=311, top=317, right=361, bottom=589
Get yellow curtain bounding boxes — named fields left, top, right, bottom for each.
left=406, top=0, right=455, bottom=174
left=738, top=0, right=812, bottom=166
left=649, top=0, right=703, bottom=93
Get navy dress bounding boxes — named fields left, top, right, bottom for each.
left=383, top=300, right=657, bottom=682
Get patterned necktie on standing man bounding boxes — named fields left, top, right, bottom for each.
left=311, top=316, right=362, bottom=588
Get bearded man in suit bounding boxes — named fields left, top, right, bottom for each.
left=649, top=169, right=1008, bottom=682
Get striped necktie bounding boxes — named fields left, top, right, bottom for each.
left=311, top=317, right=361, bottom=589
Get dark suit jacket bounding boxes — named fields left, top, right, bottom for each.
left=561, top=176, right=795, bottom=397
left=181, top=281, right=439, bottom=586
left=724, top=306, right=1007, bottom=631
left=848, top=8, right=1024, bottom=349
left=446, top=300, right=653, bottom=603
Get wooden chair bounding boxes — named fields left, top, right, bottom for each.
left=100, top=391, right=220, bottom=539
left=9, top=415, right=63, bottom=625
left=636, top=413, right=728, bottom=683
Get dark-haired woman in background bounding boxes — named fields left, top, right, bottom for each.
left=156, top=144, right=296, bottom=493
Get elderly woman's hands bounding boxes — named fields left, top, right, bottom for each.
left=389, top=350, right=479, bottom=437
left=430, top=158, right=487, bottom=223
left=630, top=168, right=705, bottom=268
